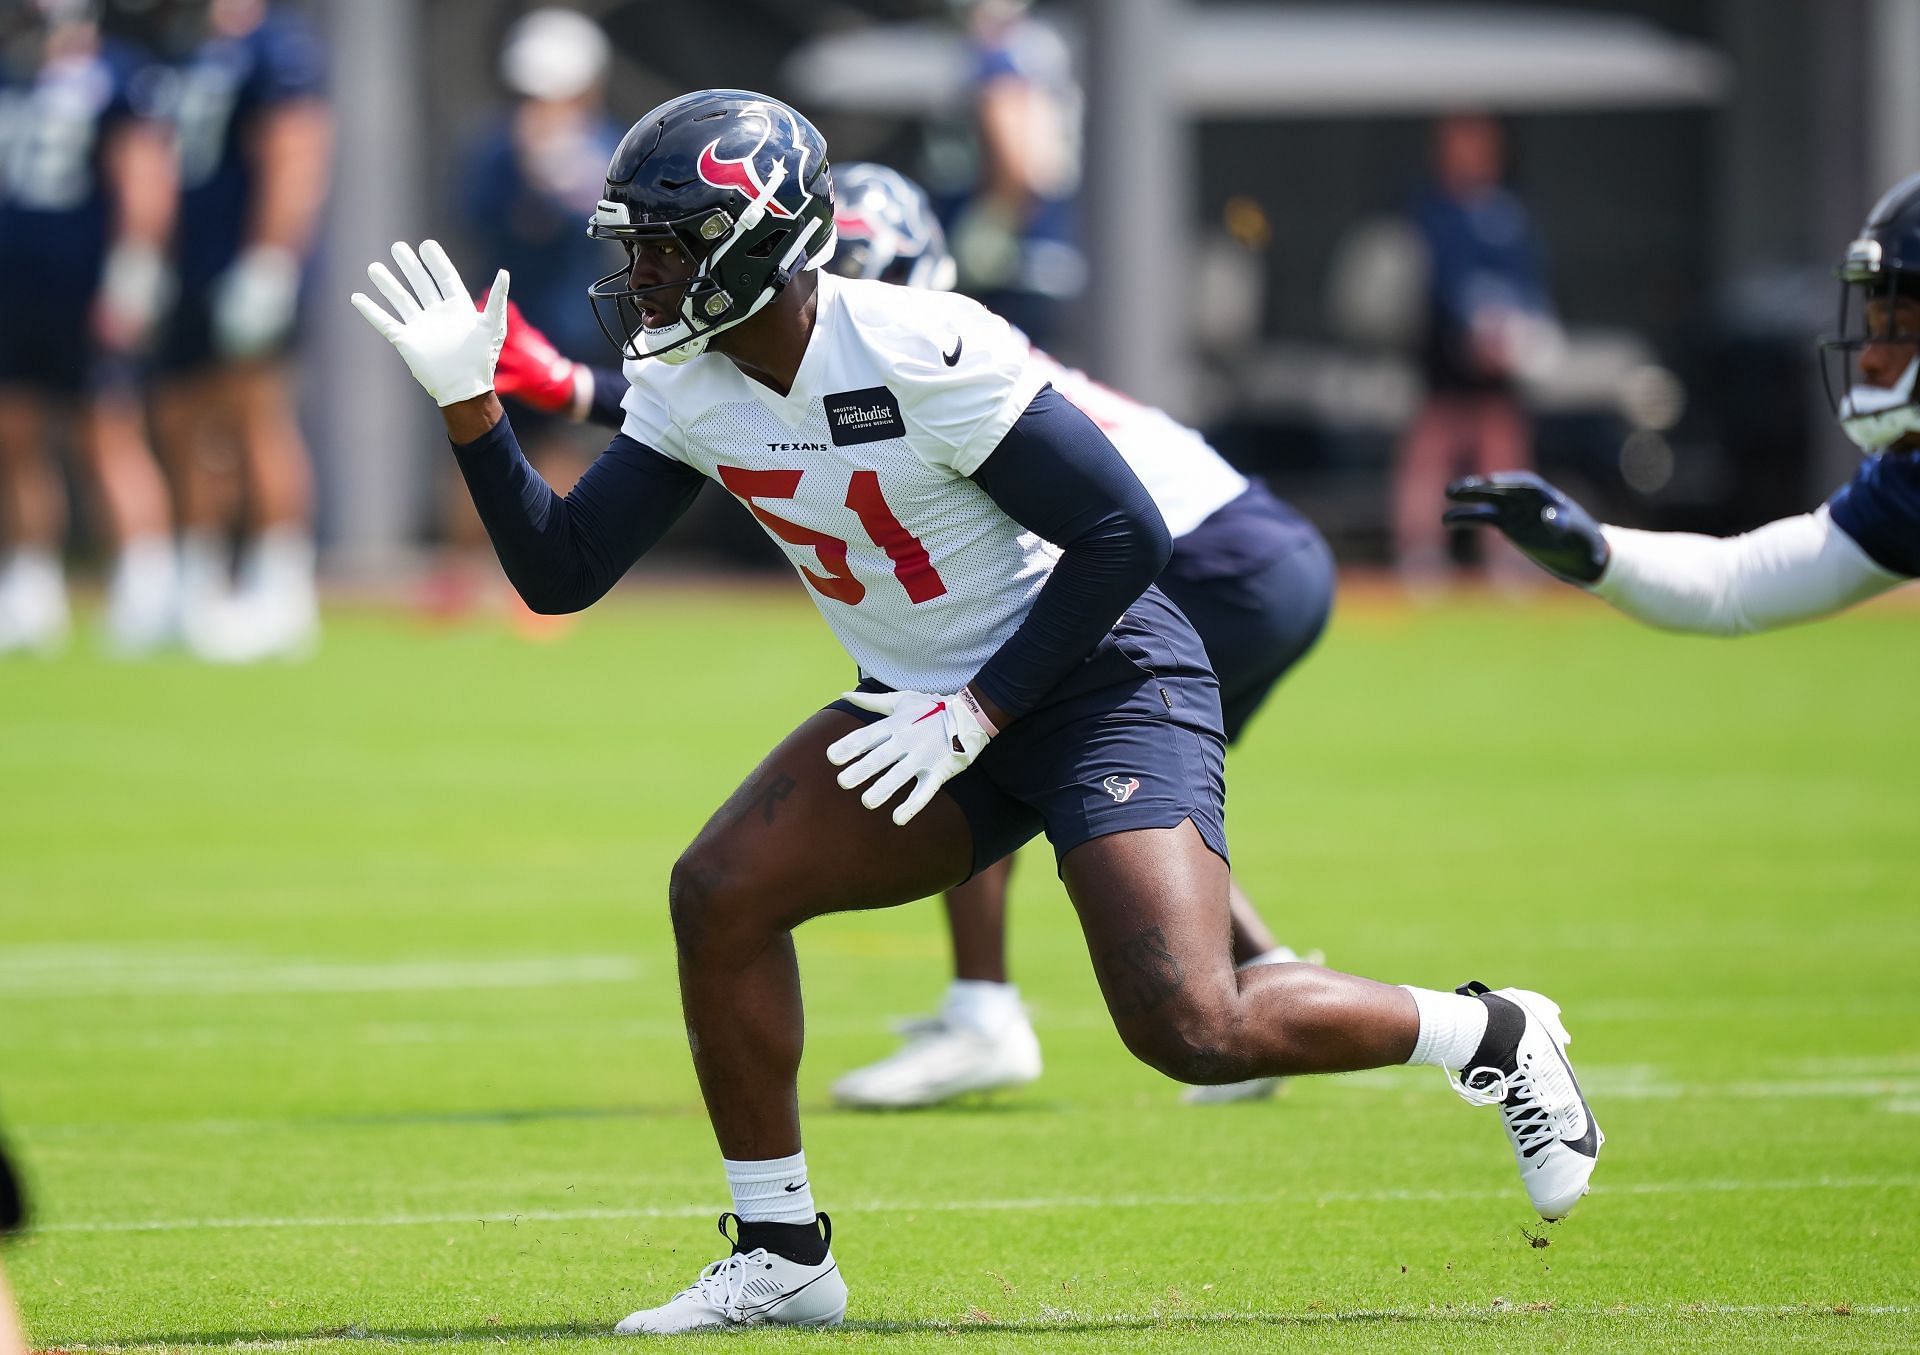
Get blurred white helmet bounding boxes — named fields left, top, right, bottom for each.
left=500, top=7, right=610, bottom=102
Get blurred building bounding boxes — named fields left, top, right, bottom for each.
left=309, top=0, right=1920, bottom=572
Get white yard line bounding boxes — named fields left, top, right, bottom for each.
left=0, top=952, right=641, bottom=996
left=33, top=1174, right=1920, bottom=1236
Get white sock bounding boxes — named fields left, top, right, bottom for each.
left=941, top=979, right=1024, bottom=1036
left=1, top=547, right=62, bottom=594
left=178, top=531, right=227, bottom=606
left=1239, top=946, right=1299, bottom=970
left=105, top=536, right=178, bottom=650
left=0, top=548, right=68, bottom=642
left=723, top=1151, right=815, bottom=1224
left=1402, top=986, right=1489, bottom=1070
left=240, top=525, right=315, bottom=602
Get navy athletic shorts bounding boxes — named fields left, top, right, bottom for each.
left=154, top=280, right=307, bottom=376
left=830, top=584, right=1228, bottom=880
left=1158, top=481, right=1335, bottom=742
left=0, top=277, right=106, bottom=396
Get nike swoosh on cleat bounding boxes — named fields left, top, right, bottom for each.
left=736, top=1264, right=839, bottom=1318
left=942, top=337, right=963, bottom=366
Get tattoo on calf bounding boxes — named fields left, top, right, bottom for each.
left=1105, top=926, right=1185, bottom=1016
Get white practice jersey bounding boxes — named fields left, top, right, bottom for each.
left=1025, top=347, right=1248, bottom=539
left=622, top=272, right=1053, bottom=694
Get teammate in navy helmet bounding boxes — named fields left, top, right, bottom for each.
left=1446, top=171, right=1920, bottom=628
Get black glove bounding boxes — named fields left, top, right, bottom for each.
left=1443, top=472, right=1610, bottom=584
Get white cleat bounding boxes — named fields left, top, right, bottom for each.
left=832, top=1009, right=1042, bottom=1109
left=1182, top=1075, right=1283, bottom=1104
left=614, top=1215, right=847, bottom=1335
left=1447, top=982, right=1603, bottom=1221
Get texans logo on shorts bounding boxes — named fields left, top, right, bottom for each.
left=1102, top=774, right=1141, bottom=803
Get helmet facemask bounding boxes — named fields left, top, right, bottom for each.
left=1821, top=237, right=1920, bottom=451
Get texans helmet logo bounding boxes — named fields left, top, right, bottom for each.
left=1102, top=775, right=1141, bottom=803
left=697, top=137, right=795, bottom=218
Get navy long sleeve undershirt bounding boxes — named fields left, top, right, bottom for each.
left=449, top=413, right=704, bottom=613
left=586, top=365, right=627, bottom=430
left=452, top=387, right=1170, bottom=720
left=967, top=384, right=1171, bottom=717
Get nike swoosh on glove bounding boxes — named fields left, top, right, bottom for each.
left=826, top=689, right=994, bottom=826
left=350, top=240, right=509, bottom=407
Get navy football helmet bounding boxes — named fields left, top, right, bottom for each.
left=586, top=89, right=836, bottom=365
left=829, top=162, right=957, bottom=292
left=1822, top=170, right=1920, bottom=450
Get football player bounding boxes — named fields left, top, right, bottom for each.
left=0, top=0, right=179, bottom=655
left=354, top=89, right=1602, bottom=1334
left=487, top=160, right=1337, bottom=1108
left=147, top=0, right=329, bottom=661
left=0, top=1127, right=27, bottom=1355
left=1443, top=172, right=1920, bottom=626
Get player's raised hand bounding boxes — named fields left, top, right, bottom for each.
left=827, top=689, right=995, bottom=826
left=351, top=240, right=509, bottom=407
left=1443, top=472, right=1610, bottom=584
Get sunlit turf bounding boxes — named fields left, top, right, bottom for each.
left=3, top=585, right=1917, bottom=1353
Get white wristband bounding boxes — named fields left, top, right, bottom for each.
left=958, top=686, right=999, bottom=738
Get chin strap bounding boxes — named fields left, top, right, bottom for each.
left=1840, top=355, right=1920, bottom=449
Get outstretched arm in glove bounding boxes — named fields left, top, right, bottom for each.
left=1444, top=471, right=1902, bottom=634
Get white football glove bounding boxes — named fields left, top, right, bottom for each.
left=212, top=244, right=301, bottom=358
left=95, top=241, right=173, bottom=350
left=826, top=689, right=995, bottom=826
left=350, top=240, right=510, bottom=407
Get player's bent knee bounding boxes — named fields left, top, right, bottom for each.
left=667, top=845, right=787, bottom=960
left=667, top=851, right=734, bottom=960
left=1115, top=1006, right=1254, bottom=1086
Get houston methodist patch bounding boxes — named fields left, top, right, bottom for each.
left=823, top=387, right=905, bottom=446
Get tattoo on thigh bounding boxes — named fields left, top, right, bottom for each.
left=730, top=771, right=796, bottom=827
left=1105, top=926, right=1185, bottom=1016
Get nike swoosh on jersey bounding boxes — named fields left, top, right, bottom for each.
left=942, top=337, right=963, bottom=366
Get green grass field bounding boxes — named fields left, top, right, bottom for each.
left=3, top=587, right=1917, bottom=1353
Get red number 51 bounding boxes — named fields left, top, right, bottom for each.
left=717, top=465, right=948, bottom=606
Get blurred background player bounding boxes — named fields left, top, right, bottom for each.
left=424, top=6, right=619, bottom=625
left=488, top=161, right=1340, bottom=1107
left=1444, top=170, right=1920, bottom=630
left=0, top=1125, right=27, bottom=1355
left=934, top=0, right=1084, bottom=355
left=1394, top=112, right=1557, bottom=593
left=148, top=0, right=328, bottom=661
left=0, top=0, right=179, bottom=656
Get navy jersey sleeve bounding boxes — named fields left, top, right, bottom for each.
left=451, top=414, right=706, bottom=613
left=1828, top=451, right=1920, bottom=577
left=966, top=385, right=1171, bottom=718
